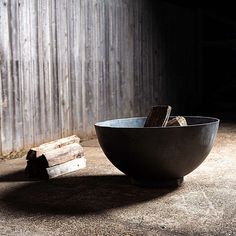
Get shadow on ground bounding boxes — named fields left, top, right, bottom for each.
left=0, top=170, right=31, bottom=182
left=1, top=172, right=178, bottom=215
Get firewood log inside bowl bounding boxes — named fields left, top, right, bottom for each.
left=94, top=116, right=219, bottom=187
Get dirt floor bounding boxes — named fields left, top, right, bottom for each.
left=0, top=123, right=235, bottom=235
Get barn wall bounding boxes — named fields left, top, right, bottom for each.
left=0, top=0, right=196, bottom=155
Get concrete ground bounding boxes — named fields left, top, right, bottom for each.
left=0, top=123, right=235, bottom=236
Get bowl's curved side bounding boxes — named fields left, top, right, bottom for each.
left=95, top=117, right=219, bottom=180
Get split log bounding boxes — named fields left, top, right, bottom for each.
left=144, top=105, right=172, bottom=127
left=25, top=156, right=86, bottom=179
left=40, top=142, right=84, bottom=167
left=46, top=156, right=86, bottom=179
left=27, top=142, right=84, bottom=167
left=167, top=116, right=187, bottom=126
left=26, top=135, right=80, bottom=160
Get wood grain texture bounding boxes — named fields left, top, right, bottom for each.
left=27, top=135, right=81, bottom=159
left=46, top=156, right=86, bottom=179
left=0, top=0, right=196, bottom=155
left=41, top=143, right=84, bottom=167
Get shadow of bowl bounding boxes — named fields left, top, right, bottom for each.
left=95, top=116, right=219, bottom=187
left=2, top=175, right=177, bottom=215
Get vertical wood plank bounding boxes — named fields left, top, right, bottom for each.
left=0, top=0, right=13, bottom=154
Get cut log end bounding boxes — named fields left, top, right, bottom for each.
left=144, top=105, right=172, bottom=127
left=167, top=116, right=187, bottom=127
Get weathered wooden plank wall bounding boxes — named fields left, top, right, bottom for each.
left=0, top=0, right=196, bottom=155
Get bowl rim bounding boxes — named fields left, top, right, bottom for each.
left=94, top=116, right=220, bottom=129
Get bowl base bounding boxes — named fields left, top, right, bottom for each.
left=130, top=177, right=184, bottom=188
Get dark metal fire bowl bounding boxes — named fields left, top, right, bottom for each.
left=95, top=116, right=219, bottom=187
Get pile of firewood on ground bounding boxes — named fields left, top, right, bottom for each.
left=25, top=135, right=86, bottom=179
